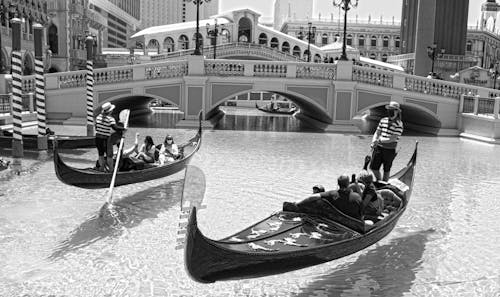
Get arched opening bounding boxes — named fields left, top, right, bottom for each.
left=238, top=17, right=252, bottom=43
left=292, top=46, right=301, bottom=58
left=297, top=31, right=304, bottom=40
left=192, top=32, right=203, bottom=49
left=221, top=28, right=231, bottom=43
left=383, top=36, right=389, bottom=48
left=382, top=53, right=388, bottom=62
left=0, top=49, right=8, bottom=73
left=282, top=41, right=290, bottom=53
left=395, top=36, right=400, bottom=48
left=48, top=24, right=58, bottom=54
left=258, top=33, right=267, bottom=45
left=303, top=49, right=310, bottom=61
left=23, top=53, right=35, bottom=75
left=178, top=35, right=189, bottom=50
left=370, top=53, right=376, bottom=59
left=466, top=40, right=472, bottom=52
left=322, top=33, right=328, bottom=45
left=163, top=37, right=175, bottom=52
left=347, top=34, right=353, bottom=46
left=354, top=103, right=442, bottom=135
left=358, top=34, right=365, bottom=47
left=147, top=39, right=160, bottom=54
left=334, top=33, right=340, bottom=42
left=314, top=54, right=322, bottom=63
left=270, top=37, right=279, bottom=49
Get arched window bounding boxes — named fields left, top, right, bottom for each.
left=270, top=37, right=279, bottom=48
left=322, top=33, right=328, bottom=45
left=395, top=36, right=400, bottom=48
left=178, top=35, right=189, bottom=50
left=371, top=35, right=377, bottom=47
left=382, top=53, right=388, bottom=62
left=347, top=34, right=353, bottom=46
left=334, top=33, right=340, bottom=42
left=383, top=36, right=389, bottom=48
left=466, top=40, right=473, bottom=52
left=163, top=37, right=175, bottom=52
left=147, top=39, right=160, bottom=53
left=23, top=54, right=35, bottom=75
left=192, top=32, right=203, bottom=48
left=48, top=24, right=58, bottom=54
left=292, top=46, right=301, bottom=57
left=282, top=41, right=290, bottom=53
left=238, top=17, right=252, bottom=42
left=370, top=53, right=376, bottom=59
left=258, top=33, right=268, bottom=45
left=358, top=35, right=365, bottom=47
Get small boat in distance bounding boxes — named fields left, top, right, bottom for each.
left=184, top=143, right=417, bottom=283
left=255, top=103, right=297, bottom=115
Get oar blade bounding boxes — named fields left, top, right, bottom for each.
left=176, top=165, right=206, bottom=250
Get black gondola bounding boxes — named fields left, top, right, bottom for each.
left=53, top=115, right=202, bottom=189
left=255, top=103, right=297, bottom=115
left=184, top=143, right=417, bottom=283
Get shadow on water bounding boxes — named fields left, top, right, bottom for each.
left=48, top=179, right=184, bottom=260
left=294, top=229, right=436, bottom=297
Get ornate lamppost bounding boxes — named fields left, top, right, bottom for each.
left=490, top=62, right=500, bottom=89
left=333, top=0, right=358, bottom=61
left=206, top=19, right=226, bottom=59
left=184, top=0, right=211, bottom=55
left=426, top=43, right=445, bottom=78
left=297, top=23, right=316, bottom=62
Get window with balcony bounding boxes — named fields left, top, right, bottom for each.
left=383, top=36, right=389, bottom=48
left=371, top=35, right=377, bottom=47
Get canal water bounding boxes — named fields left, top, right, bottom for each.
left=1, top=108, right=500, bottom=296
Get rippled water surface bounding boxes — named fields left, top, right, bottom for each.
left=1, top=111, right=500, bottom=296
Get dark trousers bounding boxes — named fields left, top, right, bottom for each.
left=370, top=145, right=396, bottom=173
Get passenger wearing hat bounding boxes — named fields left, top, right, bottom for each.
left=95, top=102, right=125, bottom=172
left=370, top=101, right=404, bottom=181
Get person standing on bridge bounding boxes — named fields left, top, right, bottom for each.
left=369, top=101, right=403, bottom=182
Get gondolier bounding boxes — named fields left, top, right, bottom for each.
left=95, top=102, right=125, bottom=172
left=370, top=101, right=404, bottom=182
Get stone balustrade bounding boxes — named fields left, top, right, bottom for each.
left=460, top=95, right=500, bottom=119
left=352, top=65, right=393, bottom=88
left=145, top=61, right=189, bottom=79
left=205, top=61, right=244, bottom=76
left=94, top=67, right=133, bottom=85
left=403, top=75, right=477, bottom=99
left=297, top=64, right=336, bottom=80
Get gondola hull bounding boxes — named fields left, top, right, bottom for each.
left=185, top=143, right=417, bottom=283
left=53, top=121, right=202, bottom=189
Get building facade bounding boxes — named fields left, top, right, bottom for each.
left=0, top=0, right=51, bottom=75
left=89, top=0, right=140, bottom=48
left=281, top=18, right=401, bottom=62
left=273, top=0, right=313, bottom=30
left=167, top=0, right=218, bottom=25
left=140, top=0, right=167, bottom=29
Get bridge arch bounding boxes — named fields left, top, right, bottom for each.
left=208, top=89, right=332, bottom=124
left=356, top=101, right=442, bottom=134
left=95, top=93, right=181, bottom=118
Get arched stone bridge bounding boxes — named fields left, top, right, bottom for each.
left=22, top=56, right=499, bottom=135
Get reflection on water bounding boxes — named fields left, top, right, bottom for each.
left=131, top=107, right=323, bottom=132
left=49, top=180, right=183, bottom=260
left=294, top=229, right=436, bottom=297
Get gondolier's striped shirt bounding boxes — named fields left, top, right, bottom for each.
left=376, top=117, right=403, bottom=149
left=95, top=114, right=116, bottom=137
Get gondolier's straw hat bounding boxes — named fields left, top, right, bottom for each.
left=102, top=102, right=115, bottom=113
left=385, top=101, right=401, bottom=111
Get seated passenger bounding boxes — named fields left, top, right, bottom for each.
left=136, top=135, right=156, bottom=163
left=312, top=184, right=325, bottom=194
left=158, top=135, right=180, bottom=165
left=294, top=174, right=362, bottom=220
left=358, top=170, right=385, bottom=218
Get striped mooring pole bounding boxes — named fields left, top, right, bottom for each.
left=85, top=35, right=95, bottom=136
left=34, top=23, right=47, bottom=150
left=11, top=18, right=23, bottom=158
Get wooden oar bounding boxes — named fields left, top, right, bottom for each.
left=106, top=109, right=130, bottom=205
left=175, top=165, right=206, bottom=250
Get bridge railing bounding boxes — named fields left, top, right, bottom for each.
left=460, top=95, right=500, bottom=118
left=45, top=60, right=189, bottom=89
left=151, top=42, right=303, bottom=62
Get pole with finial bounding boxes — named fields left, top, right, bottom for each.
left=11, top=18, right=23, bottom=158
